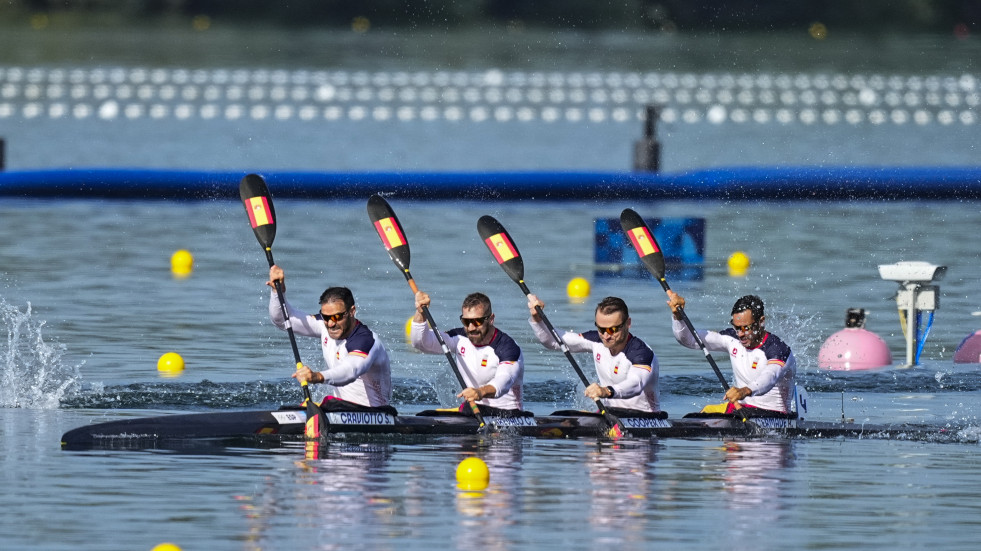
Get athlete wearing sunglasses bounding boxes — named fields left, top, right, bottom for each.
left=527, top=294, right=661, bottom=414
left=666, top=290, right=797, bottom=415
left=411, top=290, right=525, bottom=412
left=266, top=265, right=392, bottom=408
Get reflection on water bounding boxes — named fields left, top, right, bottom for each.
left=717, top=440, right=795, bottom=511
left=453, top=437, right=523, bottom=551
left=586, top=440, right=659, bottom=547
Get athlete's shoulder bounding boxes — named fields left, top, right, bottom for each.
left=719, top=327, right=739, bottom=339
left=447, top=327, right=467, bottom=338
left=623, top=334, right=655, bottom=364
left=760, top=332, right=792, bottom=360
left=580, top=330, right=602, bottom=343
left=345, top=321, right=379, bottom=352
left=489, top=329, right=522, bottom=362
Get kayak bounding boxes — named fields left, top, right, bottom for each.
left=60, top=406, right=953, bottom=450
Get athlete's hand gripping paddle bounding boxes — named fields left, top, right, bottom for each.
left=240, top=173, right=327, bottom=441
left=367, top=195, right=492, bottom=435
left=477, top=215, right=627, bottom=439
left=619, top=208, right=754, bottom=426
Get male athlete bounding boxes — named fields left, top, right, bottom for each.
left=267, top=265, right=392, bottom=407
left=666, top=291, right=796, bottom=414
left=527, top=295, right=661, bottom=413
left=411, top=291, right=524, bottom=411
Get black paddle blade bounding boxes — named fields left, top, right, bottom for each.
left=239, top=174, right=276, bottom=248
left=477, top=215, right=525, bottom=283
left=619, top=208, right=666, bottom=279
left=367, top=195, right=410, bottom=271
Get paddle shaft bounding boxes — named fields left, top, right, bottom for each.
left=405, top=273, right=491, bottom=429
left=655, top=277, right=730, bottom=393
left=264, top=248, right=317, bottom=403
left=367, top=195, right=490, bottom=431
left=403, top=274, right=468, bottom=389
left=518, top=281, right=622, bottom=422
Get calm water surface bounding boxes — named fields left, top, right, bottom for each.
left=3, top=199, right=981, bottom=551
left=2, top=26, right=981, bottom=551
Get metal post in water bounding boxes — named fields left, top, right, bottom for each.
left=879, top=261, right=945, bottom=367
left=632, top=105, right=660, bottom=172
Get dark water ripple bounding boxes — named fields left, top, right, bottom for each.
left=61, top=368, right=981, bottom=410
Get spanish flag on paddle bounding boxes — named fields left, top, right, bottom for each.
left=476, top=216, right=525, bottom=284
left=373, top=216, right=407, bottom=251
left=366, top=195, right=412, bottom=272
left=619, top=208, right=666, bottom=281
left=246, top=196, right=273, bottom=229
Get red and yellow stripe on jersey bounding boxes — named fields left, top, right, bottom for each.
left=627, top=226, right=659, bottom=257
left=485, top=233, right=518, bottom=264
left=373, top=217, right=406, bottom=250
left=246, top=196, right=273, bottom=228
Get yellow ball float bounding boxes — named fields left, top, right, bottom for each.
left=727, top=251, right=751, bottom=277
left=566, top=277, right=591, bottom=300
left=170, top=249, right=194, bottom=277
left=456, top=457, right=489, bottom=491
left=157, top=352, right=185, bottom=377
left=151, top=544, right=183, bottom=551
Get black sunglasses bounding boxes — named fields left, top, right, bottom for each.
left=594, top=321, right=625, bottom=335
left=460, top=314, right=490, bottom=327
left=322, top=310, right=349, bottom=323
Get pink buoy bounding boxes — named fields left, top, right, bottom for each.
left=818, top=327, right=893, bottom=371
left=953, top=331, right=981, bottom=363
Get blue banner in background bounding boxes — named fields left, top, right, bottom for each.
left=594, top=217, right=705, bottom=280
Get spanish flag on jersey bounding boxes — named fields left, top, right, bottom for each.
left=373, top=217, right=406, bottom=250
left=246, top=196, right=273, bottom=228
left=485, top=233, right=518, bottom=264
left=627, top=226, right=660, bottom=257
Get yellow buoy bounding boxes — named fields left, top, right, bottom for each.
left=157, top=352, right=185, bottom=377
left=566, top=277, right=591, bottom=300
left=456, top=457, right=490, bottom=491
left=727, top=251, right=751, bottom=277
left=151, top=544, right=182, bottom=551
left=171, top=249, right=194, bottom=277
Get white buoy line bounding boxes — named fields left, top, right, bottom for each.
left=0, top=66, right=976, bottom=125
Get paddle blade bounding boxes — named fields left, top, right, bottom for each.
left=239, top=174, right=277, bottom=248
left=619, top=208, right=665, bottom=279
left=477, top=215, right=525, bottom=283
left=304, top=405, right=321, bottom=439
left=367, top=195, right=411, bottom=270
left=607, top=423, right=623, bottom=440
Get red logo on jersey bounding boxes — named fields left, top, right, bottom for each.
left=731, top=347, right=738, bottom=356
left=460, top=345, right=467, bottom=355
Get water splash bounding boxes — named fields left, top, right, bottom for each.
left=1, top=298, right=82, bottom=409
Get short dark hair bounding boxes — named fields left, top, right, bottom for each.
left=461, top=292, right=492, bottom=313
left=595, top=296, right=629, bottom=319
left=319, top=287, right=355, bottom=310
left=731, top=295, right=764, bottom=321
